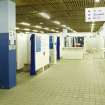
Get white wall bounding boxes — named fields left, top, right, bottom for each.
left=99, top=23, right=105, bottom=37
left=85, top=34, right=104, bottom=50
left=85, top=37, right=95, bottom=51
left=99, top=23, right=105, bottom=48
left=84, top=32, right=105, bottom=58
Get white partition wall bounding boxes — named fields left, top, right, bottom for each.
left=35, top=34, right=50, bottom=70
left=98, top=23, right=105, bottom=58
left=84, top=32, right=105, bottom=59
left=16, top=33, right=31, bottom=70
left=16, top=33, right=26, bottom=70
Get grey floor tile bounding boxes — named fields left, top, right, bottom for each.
left=0, top=52, right=105, bottom=105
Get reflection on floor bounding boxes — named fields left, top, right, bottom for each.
left=0, top=53, right=105, bottom=105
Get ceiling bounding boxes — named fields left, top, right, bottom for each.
left=16, top=0, right=105, bottom=32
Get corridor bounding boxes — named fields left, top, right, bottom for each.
left=0, top=54, right=105, bottom=105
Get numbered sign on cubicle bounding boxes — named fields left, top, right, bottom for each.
left=36, top=36, right=41, bottom=52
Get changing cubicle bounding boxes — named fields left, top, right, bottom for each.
left=16, top=33, right=50, bottom=75
left=49, top=33, right=62, bottom=64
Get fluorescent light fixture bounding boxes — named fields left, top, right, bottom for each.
left=70, top=28, right=73, bottom=31
left=62, top=25, right=66, bottom=28
left=56, top=28, right=59, bottom=29
left=26, top=32, right=30, bottom=34
left=70, top=29, right=76, bottom=32
left=40, top=22, right=44, bottom=25
left=67, top=27, right=71, bottom=30
left=32, top=30, right=38, bottom=32
left=38, top=12, right=50, bottom=19
left=23, top=28, right=30, bottom=31
left=70, top=29, right=75, bottom=32
left=43, top=27, right=49, bottom=31
left=40, top=31, right=44, bottom=33
left=33, top=25, right=42, bottom=29
left=72, top=30, right=77, bottom=32
left=91, top=23, right=95, bottom=32
left=95, top=0, right=100, bottom=3
left=16, top=27, right=20, bottom=30
left=19, top=22, right=30, bottom=26
left=56, top=31, right=59, bottom=33
left=66, top=27, right=76, bottom=32
left=53, top=21, right=61, bottom=25
left=51, top=29, right=56, bottom=32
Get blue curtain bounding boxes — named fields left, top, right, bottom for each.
left=56, top=37, right=60, bottom=60
left=30, top=34, right=36, bottom=75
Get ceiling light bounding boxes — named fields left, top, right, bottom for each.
left=23, top=28, right=30, bottom=31
left=38, top=12, right=50, bottom=19
left=56, top=31, right=59, bottom=33
left=72, top=30, right=77, bottom=32
left=51, top=29, right=56, bottom=32
left=53, top=21, right=61, bottom=25
left=67, top=27, right=71, bottom=30
left=40, top=31, right=44, bottom=33
left=40, top=22, right=44, bottom=25
left=91, top=23, right=95, bottom=32
left=16, top=27, right=20, bottom=30
left=62, top=25, right=66, bottom=28
left=32, top=30, right=38, bottom=32
left=43, top=27, right=49, bottom=31
left=95, top=0, right=100, bottom=3
left=33, top=25, right=42, bottom=29
left=19, top=22, right=30, bottom=26
left=26, top=32, right=30, bottom=34
left=70, top=29, right=76, bottom=32
left=56, top=28, right=59, bottom=30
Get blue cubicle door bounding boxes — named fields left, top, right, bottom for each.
left=30, top=34, right=36, bottom=75
left=56, top=37, right=60, bottom=60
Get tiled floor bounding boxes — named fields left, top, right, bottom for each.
left=0, top=53, right=105, bottom=105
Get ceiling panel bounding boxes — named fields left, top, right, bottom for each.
left=16, top=0, right=105, bottom=32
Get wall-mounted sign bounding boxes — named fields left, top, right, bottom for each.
left=9, top=31, right=16, bottom=50
left=85, top=7, right=105, bottom=22
left=36, top=36, right=41, bottom=52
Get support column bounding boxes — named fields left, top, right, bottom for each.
left=0, top=0, right=16, bottom=89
